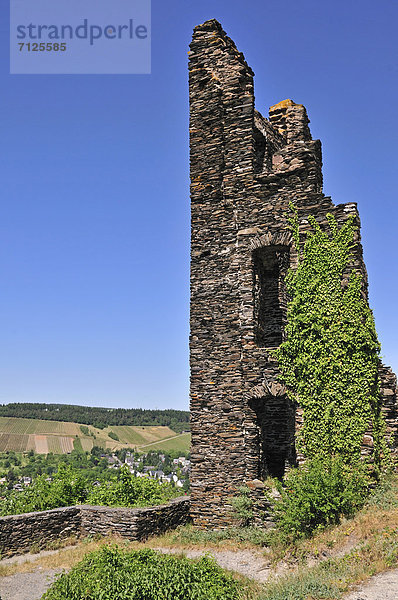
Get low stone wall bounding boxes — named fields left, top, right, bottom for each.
left=0, top=506, right=81, bottom=557
left=0, top=497, right=190, bottom=557
left=80, top=497, right=190, bottom=540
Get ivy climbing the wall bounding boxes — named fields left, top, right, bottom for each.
left=275, top=208, right=388, bottom=468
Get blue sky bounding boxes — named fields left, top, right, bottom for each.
left=0, top=0, right=397, bottom=410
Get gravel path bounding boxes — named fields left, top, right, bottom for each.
left=343, top=568, right=398, bottom=600
left=0, top=569, right=63, bottom=600
left=155, top=547, right=271, bottom=582
left=0, top=546, right=76, bottom=567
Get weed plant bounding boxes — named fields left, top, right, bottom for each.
left=42, top=545, right=243, bottom=600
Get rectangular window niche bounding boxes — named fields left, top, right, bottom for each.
left=253, top=245, right=290, bottom=347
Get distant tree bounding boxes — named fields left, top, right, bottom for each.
left=7, top=469, right=16, bottom=482
left=0, top=402, right=190, bottom=431
left=91, top=446, right=105, bottom=458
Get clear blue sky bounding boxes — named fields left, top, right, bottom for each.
left=0, top=0, right=397, bottom=410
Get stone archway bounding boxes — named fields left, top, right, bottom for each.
left=244, top=381, right=296, bottom=480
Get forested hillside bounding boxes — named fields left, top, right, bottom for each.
left=0, top=404, right=190, bottom=432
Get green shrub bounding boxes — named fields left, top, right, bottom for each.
left=42, top=546, right=242, bottom=600
left=108, top=431, right=119, bottom=441
left=0, top=464, right=87, bottom=516
left=0, top=465, right=179, bottom=516
left=271, top=456, right=369, bottom=539
left=230, top=486, right=254, bottom=526
left=87, top=466, right=179, bottom=507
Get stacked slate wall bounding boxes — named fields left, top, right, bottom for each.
left=189, top=19, right=398, bottom=528
left=0, top=497, right=190, bottom=557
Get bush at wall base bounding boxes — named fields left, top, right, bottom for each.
left=41, top=546, right=241, bottom=600
left=271, top=455, right=370, bottom=539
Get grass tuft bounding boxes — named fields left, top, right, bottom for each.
left=159, top=524, right=273, bottom=548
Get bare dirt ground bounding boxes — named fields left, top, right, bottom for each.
left=0, top=568, right=63, bottom=600
left=155, top=546, right=271, bottom=582
left=343, top=569, right=398, bottom=600
left=0, top=548, right=71, bottom=600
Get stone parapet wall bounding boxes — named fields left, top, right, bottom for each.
left=0, top=497, right=190, bottom=557
left=0, top=506, right=81, bottom=557
left=80, top=497, right=190, bottom=541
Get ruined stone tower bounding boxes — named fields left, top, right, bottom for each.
left=189, top=19, right=398, bottom=528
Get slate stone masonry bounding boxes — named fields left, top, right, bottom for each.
left=189, top=19, right=398, bottom=528
left=0, top=498, right=190, bottom=557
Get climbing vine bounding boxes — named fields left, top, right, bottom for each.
left=275, top=208, right=388, bottom=467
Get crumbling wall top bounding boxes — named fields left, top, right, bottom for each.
left=190, top=19, right=254, bottom=76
